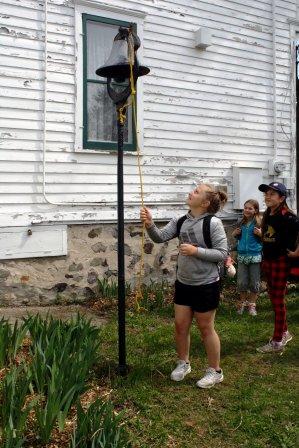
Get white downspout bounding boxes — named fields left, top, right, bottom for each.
left=272, top=0, right=278, bottom=163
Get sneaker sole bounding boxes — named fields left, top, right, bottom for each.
left=196, top=377, right=224, bottom=389
left=170, top=366, right=191, bottom=382
left=283, top=336, right=293, bottom=346
left=256, top=347, right=283, bottom=354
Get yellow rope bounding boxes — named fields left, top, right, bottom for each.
left=128, top=32, right=146, bottom=311
left=117, top=105, right=127, bottom=125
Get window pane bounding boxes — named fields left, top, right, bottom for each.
left=87, top=21, right=120, bottom=80
left=87, top=83, right=132, bottom=143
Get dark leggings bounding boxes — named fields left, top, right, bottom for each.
left=262, top=256, right=289, bottom=342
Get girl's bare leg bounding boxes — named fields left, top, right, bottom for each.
left=194, top=309, right=220, bottom=370
left=174, top=304, right=193, bottom=361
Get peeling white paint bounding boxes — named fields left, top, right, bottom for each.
left=0, top=0, right=297, bottom=227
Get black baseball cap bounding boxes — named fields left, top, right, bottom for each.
left=258, top=182, right=287, bottom=196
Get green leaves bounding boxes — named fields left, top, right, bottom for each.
left=0, top=318, right=28, bottom=368
left=97, top=278, right=131, bottom=300
left=24, top=314, right=100, bottom=443
left=0, top=363, right=35, bottom=448
left=0, top=313, right=131, bottom=446
left=70, top=399, right=132, bottom=448
left=136, top=280, right=171, bottom=312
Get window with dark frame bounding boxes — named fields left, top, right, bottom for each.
left=82, top=14, right=135, bottom=150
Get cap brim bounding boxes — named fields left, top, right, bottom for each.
left=258, top=184, right=270, bottom=192
left=258, top=184, right=287, bottom=196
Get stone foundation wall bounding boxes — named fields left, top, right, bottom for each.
left=0, top=220, right=237, bottom=307
left=0, top=223, right=179, bottom=306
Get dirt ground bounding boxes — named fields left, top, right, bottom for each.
left=0, top=305, right=106, bottom=327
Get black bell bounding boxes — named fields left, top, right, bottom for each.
left=96, top=27, right=150, bottom=82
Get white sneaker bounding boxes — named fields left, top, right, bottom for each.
left=237, top=303, right=246, bottom=315
left=196, top=367, right=224, bottom=389
left=282, top=331, right=293, bottom=346
left=248, top=303, right=257, bottom=316
left=256, top=340, right=283, bottom=353
left=170, top=360, right=191, bottom=381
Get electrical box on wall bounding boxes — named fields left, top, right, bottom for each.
left=0, top=225, right=67, bottom=260
left=194, top=27, right=212, bottom=49
left=212, top=184, right=227, bottom=194
left=232, top=167, right=264, bottom=210
left=268, top=159, right=286, bottom=176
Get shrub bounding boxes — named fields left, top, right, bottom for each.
left=0, top=363, right=35, bottom=448
left=24, top=314, right=100, bottom=443
left=70, top=399, right=132, bottom=448
left=0, top=319, right=28, bottom=368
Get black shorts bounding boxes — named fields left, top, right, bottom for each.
left=174, top=280, right=220, bottom=313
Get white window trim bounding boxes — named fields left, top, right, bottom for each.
left=74, top=2, right=147, bottom=154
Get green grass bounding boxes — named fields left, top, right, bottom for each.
left=94, top=291, right=299, bottom=448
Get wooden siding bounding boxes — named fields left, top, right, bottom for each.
left=0, top=0, right=297, bottom=226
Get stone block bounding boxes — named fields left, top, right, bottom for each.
left=91, top=242, right=107, bottom=253
left=90, top=257, right=103, bottom=267
left=87, top=271, right=98, bottom=285
left=88, top=229, right=98, bottom=238
left=69, top=262, right=84, bottom=272
left=0, top=269, right=10, bottom=281
left=88, top=227, right=102, bottom=238
left=105, top=269, right=118, bottom=278
left=144, top=242, right=154, bottom=254
left=128, top=254, right=141, bottom=269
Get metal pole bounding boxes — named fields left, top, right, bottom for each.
left=117, top=106, right=127, bottom=375
left=95, top=26, right=149, bottom=375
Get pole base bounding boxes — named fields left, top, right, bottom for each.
left=117, top=363, right=128, bottom=377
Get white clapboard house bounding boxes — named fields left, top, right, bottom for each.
left=0, top=0, right=298, bottom=284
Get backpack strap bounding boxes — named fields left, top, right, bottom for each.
left=176, top=214, right=214, bottom=248
left=176, top=214, right=188, bottom=237
left=202, top=215, right=213, bottom=248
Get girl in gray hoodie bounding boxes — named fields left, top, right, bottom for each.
left=140, top=183, right=228, bottom=389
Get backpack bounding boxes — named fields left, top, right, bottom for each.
left=176, top=214, right=213, bottom=248
left=176, top=214, right=226, bottom=281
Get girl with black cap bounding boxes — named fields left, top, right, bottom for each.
left=257, top=182, right=299, bottom=353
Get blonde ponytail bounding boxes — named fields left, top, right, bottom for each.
left=204, top=186, right=228, bottom=214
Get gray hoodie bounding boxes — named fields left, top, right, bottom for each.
left=147, top=212, right=228, bottom=286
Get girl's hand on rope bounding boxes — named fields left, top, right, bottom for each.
left=140, top=207, right=153, bottom=228
left=179, top=243, right=198, bottom=256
